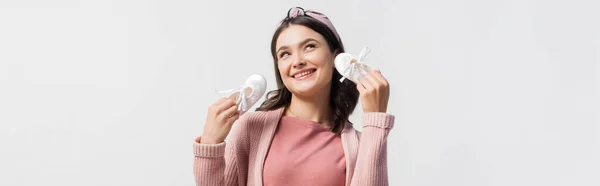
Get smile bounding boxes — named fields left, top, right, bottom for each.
left=292, top=69, right=316, bottom=79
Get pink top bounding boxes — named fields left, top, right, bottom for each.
left=263, top=116, right=346, bottom=186
left=193, top=107, right=395, bottom=186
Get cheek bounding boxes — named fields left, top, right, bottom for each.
left=277, top=62, right=289, bottom=77
left=309, top=52, right=334, bottom=78
left=306, top=51, right=332, bottom=67
left=277, top=66, right=285, bottom=77
left=322, top=65, right=334, bottom=78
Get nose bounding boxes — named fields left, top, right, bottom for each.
left=292, top=54, right=306, bottom=69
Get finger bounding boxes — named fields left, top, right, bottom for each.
left=209, top=97, right=228, bottom=115
left=225, top=111, right=240, bottom=124
left=363, top=73, right=380, bottom=90
left=359, top=76, right=373, bottom=89
left=369, top=70, right=387, bottom=85
left=216, top=98, right=237, bottom=114
left=213, top=97, right=228, bottom=106
left=223, top=104, right=239, bottom=118
left=359, top=76, right=375, bottom=96
left=356, top=81, right=366, bottom=94
left=218, top=104, right=239, bottom=121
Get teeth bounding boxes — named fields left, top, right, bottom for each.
left=294, top=70, right=314, bottom=78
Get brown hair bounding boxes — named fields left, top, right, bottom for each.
left=256, top=16, right=359, bottom=134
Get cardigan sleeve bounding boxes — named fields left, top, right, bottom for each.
left=351, top=112, right=395, bottom=186
left=193, top=115, right=250, bottom=186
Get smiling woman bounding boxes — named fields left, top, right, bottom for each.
left=193, top=7, right=395, bottom=186
left=257, top=14, right=359, bottom=134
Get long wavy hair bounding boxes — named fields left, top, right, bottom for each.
left=255, top=16, right=359, bottom=134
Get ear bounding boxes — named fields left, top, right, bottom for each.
left=330, top=50, right=337, bottom=69
left=333, top=48, right=341, bottom=56
left=332, top=49, right=340, bottom=69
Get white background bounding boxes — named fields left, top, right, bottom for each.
left=1, top=0, right=599, bottom=185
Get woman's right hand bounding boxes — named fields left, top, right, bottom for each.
left=199, top=97, right=240, bottom=144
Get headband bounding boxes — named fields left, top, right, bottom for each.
left=277, top=7, right=341, bottom=41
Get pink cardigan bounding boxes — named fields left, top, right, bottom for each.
left=193, top=107, right=395, bottom=186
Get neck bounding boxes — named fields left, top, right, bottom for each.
left=286, top=86, right=332, bottom=126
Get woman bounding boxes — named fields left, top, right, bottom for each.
left=193, top=7, right=394, bottom=186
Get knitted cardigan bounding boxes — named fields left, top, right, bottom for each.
left=193, top=107, right=395, bottom=186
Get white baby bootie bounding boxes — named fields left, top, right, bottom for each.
left=334, top=46, right=373, bottom=83
left=216, top=74, right=267, bottom=115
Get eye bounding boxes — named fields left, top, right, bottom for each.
left=279, top=52, right=289, bottom=59
left=305, top=44, right=315, bottom=50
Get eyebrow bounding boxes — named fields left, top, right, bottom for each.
left=276, top=38, right=320, bottom=55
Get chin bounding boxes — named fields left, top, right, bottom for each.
left=287, top=82, right=315, bottom=95
left=290, top=79, right=330, bottom=97
left=293, top=86, right=318, bottom=95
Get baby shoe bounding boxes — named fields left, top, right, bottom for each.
left=216, top=74, right=267, bottom=115
left=334, top=46, right=373, bottom=83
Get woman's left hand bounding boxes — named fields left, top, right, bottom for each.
left=356, top=69, right=390, bottom=113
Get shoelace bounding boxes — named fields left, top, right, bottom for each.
left=215, top=86, right=249, bottom=112
left=339, top=46, right=372, bottom=83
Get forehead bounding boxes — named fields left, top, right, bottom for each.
left=276, top=24, right=326, bottom=49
